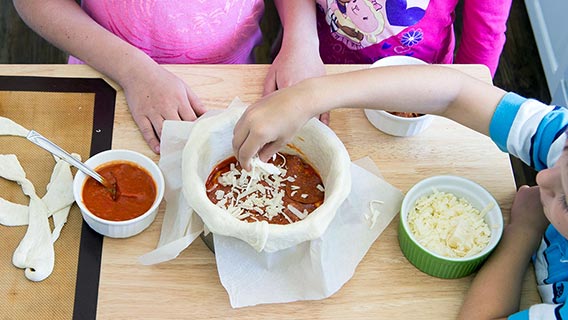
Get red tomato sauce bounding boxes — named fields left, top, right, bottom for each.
left=82, top=161, right=157, bottom=221
left=388, top=111, right=424, bottom=118
left=205, top=153, right=324, bottom=225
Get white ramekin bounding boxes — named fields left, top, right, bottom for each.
left=364, top=109, right=433, bottom=137
left=364, top=56, right=433, bottom=137
left=72, top=149, right=165, bottom=238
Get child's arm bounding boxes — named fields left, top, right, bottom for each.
left=458, top=186, right=549, bottom=319
left=267, top=0, right=328, bottom=123
left=455, top=0, right=512, bottom=76
left=233, top=65, right=506, bottom=170
left=13, top=0, right=206, bottom=153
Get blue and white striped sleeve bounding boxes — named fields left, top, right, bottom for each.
left=509, top=303, right=567, bottom=319
left=489, top=92, right=568, bottom=171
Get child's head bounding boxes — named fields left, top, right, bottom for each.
left=537, top=137, right=568, bottom=238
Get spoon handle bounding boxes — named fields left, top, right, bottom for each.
left=26, top=130, right=105, bottom=184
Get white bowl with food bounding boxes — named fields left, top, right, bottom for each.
left=73, top=149, right=165, bottom=238
left=398, top=175, right=504, bottom=278
left=364, top=56, right=433, bottom=137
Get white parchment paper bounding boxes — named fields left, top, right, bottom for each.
left=139, top=99, right=403, bottom=308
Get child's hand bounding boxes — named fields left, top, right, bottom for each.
left=509, top=185, right=549, bottom=239
left=459, top=185, right=548, bottom=320
left=263, top=42, right=329, bottom=124
left=233, top=85, right=315, bottom=171
left=122, top=66, right=206, bottom=153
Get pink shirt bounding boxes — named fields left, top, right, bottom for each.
left=70, top=0, right=264, bottom=64
left=315, top=0, right=511, bottom=76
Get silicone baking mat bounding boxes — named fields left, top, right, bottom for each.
left=0, top=76, right=115, bottom=319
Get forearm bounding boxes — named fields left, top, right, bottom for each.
left=458, top=223, right=543, bottom=320
left=13, top=0, right=157, bottom=86
left=300, top=65, right=507, bottom=135
left=274, top=0, right=319, bottom=50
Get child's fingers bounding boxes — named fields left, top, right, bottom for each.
left=162, top=104, right=184, bottom=123
left=179, top=109, right=197, bottom=122
left=232, top=117, right=257, bottom=170
left=137, top=116, right=161, bottom=154
left=319, top=112, right=330, bottom=126
left=185, top=85, right=207, bottom=117
left=177, top=101, right=197, bottom=121
left=236, top=132, right=260, bottom=172
left=263, top=70, right=277, bottom=97
left=232, top=118, right=249, bottom=158
left=258, top=141, right=284, bottom=163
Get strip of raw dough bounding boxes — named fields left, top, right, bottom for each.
left=0, top=198, right=28, bottom=226
left=0, top=154, right=27, bottom=181
left=0, top=118, right=31, bottom=225
left=0, top=154, right=29, bottom=225
left=0, top=155, right=76, bottom=229
left=0, top=154, right=54, bottom=281
left=0, top=116, right=29, bottom=137
left=47, top=155, right=77, bottom=242
left=13, top=194, right=54, bottom=282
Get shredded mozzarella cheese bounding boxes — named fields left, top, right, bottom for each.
left=287, top=204, right=308, bottom=220
left=367, top=200, right=384, bottom=229
left=212, top=153, right=320, bottom=223
left=407, top=191, right=491, bottom=258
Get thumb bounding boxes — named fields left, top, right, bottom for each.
left=258, top=141, right=285, bottom=163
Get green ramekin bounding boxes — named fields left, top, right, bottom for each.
left=398, top=175, right=504, bottom=279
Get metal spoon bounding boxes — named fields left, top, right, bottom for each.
left=26, top=130, right=117, bottom=200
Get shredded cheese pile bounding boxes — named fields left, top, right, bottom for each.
left=208, top=154, right=324, bottom=223
left=407, top=191, right=491, bottom=258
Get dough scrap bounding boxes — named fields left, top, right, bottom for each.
left=0, top=154, right=27, bottom=182
left=12, top=194, right=54, bottom=282
left=0, top=143, right=77, bottom=281
left=7, top=161, right=55, bottom=282
left=47, top=155, right=77, bottom=242
left=0, top=155, right=76, bottom=228
left=0, top=198, right=29, bottom=226
left=0, top=116, right=29, bottom=137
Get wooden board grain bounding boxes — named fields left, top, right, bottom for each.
left=0, top=64, right=541, bottom=319
left=102, top=64, right=539, bottom=319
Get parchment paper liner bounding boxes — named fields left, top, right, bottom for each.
left=140, top=98, right=403, bottom=307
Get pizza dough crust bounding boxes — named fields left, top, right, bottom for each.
left=181, top=100, right=352, bottom=252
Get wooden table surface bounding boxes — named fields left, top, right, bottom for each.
left=0, top=64, right=541, bottom=319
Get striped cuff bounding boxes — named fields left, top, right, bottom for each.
left=489, top=92, right=527, bottom=152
